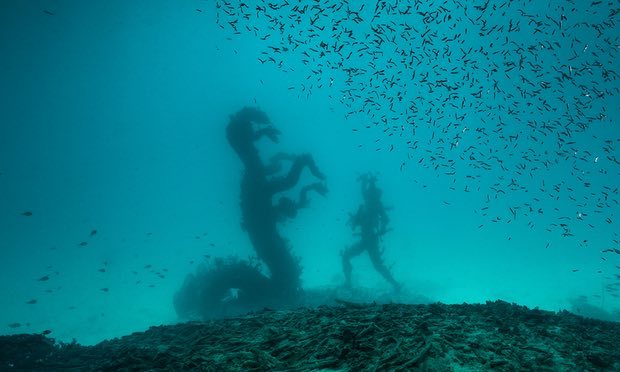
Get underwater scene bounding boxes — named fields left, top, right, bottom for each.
left=1, top=0, right=619, bottom=370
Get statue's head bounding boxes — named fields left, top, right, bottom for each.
left=227, top=107, right=273, bottom=168
left=233, top=107, right=271, bottom=125
left=359, top=173, right=382, bottom=204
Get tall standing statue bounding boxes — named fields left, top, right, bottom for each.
left=174, top=107, right=327, bottom=319
left=226, top=107, right=328, bottom=300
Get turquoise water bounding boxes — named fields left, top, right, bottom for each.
left=0, top=0, right=618, bottom=345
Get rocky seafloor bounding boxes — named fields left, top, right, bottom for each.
left=1, top=300, right=619, bottom=371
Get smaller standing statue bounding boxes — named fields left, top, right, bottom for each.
left=342, top=174, right=400, bottom=292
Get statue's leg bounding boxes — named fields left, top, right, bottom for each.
left=298, top=182, right=328, bottom=209
left=342, top=242, right=365, bottom=288
left=368, top=244, right=400, bottom=291
left=302, top=154, right=325, bottom=180
left=269, top=154, right=325, bottom=193
left=265, top=152, right=296, bottom=175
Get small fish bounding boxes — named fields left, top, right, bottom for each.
left=41, top=329, right=52, bottom=335
left=8, top=323, right=21, bottom=328
left=100, top=288, right=109, bottom=292
left=21, top=211, right=33, bottom=216
left=43, top=10, right=54, bottom=16
left=571, top=269, right=579, bottom=273
left=79, top=241, right=88, bottom=247
left=37, top=275, right=50, bottom=281
left=26, top=299, right=37, bottom=304
left=98, top=268, right=106, bottom=273
left=90, top=229, right=97, bottom=236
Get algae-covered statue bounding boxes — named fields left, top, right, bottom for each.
left=174, top=107, right=327, bottom=319
left=342, top=174, right=400, bottom=292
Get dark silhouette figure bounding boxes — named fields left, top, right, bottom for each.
left=174, top=107, right=327, bottom=319
left=342, top=174, right=400, bottom=291
left=226, top=107, right=327, bottom=300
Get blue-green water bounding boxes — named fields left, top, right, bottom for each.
left=0, top=0, right=618, bottom=345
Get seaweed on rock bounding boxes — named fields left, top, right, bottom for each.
left=4, top=301, right=620, bottom=370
